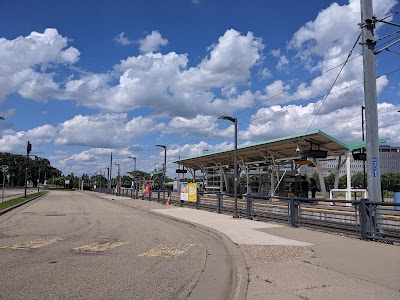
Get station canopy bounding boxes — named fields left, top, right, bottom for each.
left=174, top=130, right=350, bottom=170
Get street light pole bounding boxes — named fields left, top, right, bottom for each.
left=218, top=116, right=238, bottom=218
left=202, top=150, right=209, bottom=191
left=127, top=156, right=136, bottom=192
left=1, top=165, right=7, bottom=203
left=106, top=167, right=110, bottom=192
left=24, top=141, right=32, bottom=198
left=156, top=145, right=167, bottom=204
left=115, top=163, right=121, bottom=196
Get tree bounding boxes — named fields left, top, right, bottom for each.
left=325, top=173, right=336, bottom=191
left=0, top=152, right=62, bottom=187
left=351, top=172, right=365, bottom=188
left=381, top=172, right=400, bottom=190
left=339, top=175, right=347, bottom=188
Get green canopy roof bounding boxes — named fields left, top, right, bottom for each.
left=174, top=130, right=350, bottom=169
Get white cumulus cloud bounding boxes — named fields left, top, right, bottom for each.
left=138, top=30, right=168, bottom=53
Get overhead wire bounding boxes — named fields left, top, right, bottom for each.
left=386, top=48, right=400, bottom=55
left=141, top=25, right=400, bottom=163
left=376, top=30, right=400, bottom=43
left=158, top=54, right=364, bottom=149
left=376, top=9, right=400, bottom=22
left=144, top=66, right=400, bottom=159
left=306, top=33, right=362, bottom=133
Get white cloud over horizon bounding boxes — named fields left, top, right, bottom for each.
left=0, top=0, right=399, bottom=177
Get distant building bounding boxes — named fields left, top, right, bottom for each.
left=301, top=145, right=400, bottom=177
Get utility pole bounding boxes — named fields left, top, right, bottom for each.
left=109, top=153, right=113, bottom=191
left=360, top=0, right=381, bottom=202
left=24, top=141, right=32, bottom=198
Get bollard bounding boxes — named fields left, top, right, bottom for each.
left=217, top=193, right=222, bottom=213
left=359, top=198, right=368, bottom=240
left=289, top=197, right=299, bottom=227
left=246, top=194, right=253, bottom=219
left=158, top=191, right=161, bottom=203
left=196, top=193, right=200, bottom=209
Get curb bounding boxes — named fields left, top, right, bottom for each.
left=88, top=192, right=248, bottom=300
left=0, top=192, right=48, bottom=216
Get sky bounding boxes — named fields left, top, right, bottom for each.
left=0, top=0, right=399, bottom=179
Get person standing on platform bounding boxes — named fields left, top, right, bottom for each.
left=301, top=176, right=309, bottom=198
left=310, top=178, right=318, bottom=199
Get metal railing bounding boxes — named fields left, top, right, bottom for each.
left=93, top=188, right=400, bottom=245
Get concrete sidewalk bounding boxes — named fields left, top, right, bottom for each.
left=95, top=192, right=400, bottom=300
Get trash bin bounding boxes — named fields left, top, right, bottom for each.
left=394, top=186, right=400, bottom=211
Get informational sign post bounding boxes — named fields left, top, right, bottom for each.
left=180, top=183, right=188, bottom=201
left=188, top=183, right=197, bottom=203
left=180, top=183, right=197, bottom=202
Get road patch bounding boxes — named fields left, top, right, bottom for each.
left=138, top=243, right=193, bottom=258
left=72, top=241, right=128, bottom=253
left=0, top=237, right=64, bottom=250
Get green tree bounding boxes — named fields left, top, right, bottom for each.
left=325, top=173, right=335, bottom=191
left=339, top=175, right=347, bottom=188
left=352, top=172, right=366, bottom=188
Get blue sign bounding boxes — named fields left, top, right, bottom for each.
left=373, top=158, right=377, bottom=177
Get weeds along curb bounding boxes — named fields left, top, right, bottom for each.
left=0, top=192, right=48, bottom=216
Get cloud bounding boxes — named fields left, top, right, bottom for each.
left=168, top=140, right=233, bottom=162
left=240, top=102, right=400, bottom=146
left=55, top=113, right=158, bottom=148
left=276, top=55, right=289, bottom=70
left=0, top=28, right=79, bottom=101
left=0, top=108, right=16, bottom=119
left=270, top=49, right=280, bottom=58
left=138, top=31, right=168, bottom=53
left=59, top=29, right=263, bottom=118
left=1, top=28, right=264, bottom=119
left=245, top=0, right=396, bottom=116
left=114, top=32, right=133, bottom=46
left=178, top=29, right=264, bottom=90
left=259, top=68, right=272, bottom=79
left=0, top=124, right=57, bottom=153
left=162, top=115, right=217, bottom=137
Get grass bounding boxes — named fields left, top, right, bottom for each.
left=0, top=192, right=46, bottom=211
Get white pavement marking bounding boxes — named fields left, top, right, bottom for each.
left=153, top=208, right=312, bottom=246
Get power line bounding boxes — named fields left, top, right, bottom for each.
left=376, top=9, right=400, bottom=22
left=154, top=66, right=399, bottom=155
left=233, top=55, right=363, bottom=117
left=160, top=54, right=363, bottom=148
left=376, top=30, right=400, bottom=43
left=386, top=48, right=400, bottom=55
left=306, top=33, right=362, bottom=132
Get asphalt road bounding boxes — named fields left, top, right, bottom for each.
left=0, top=190, right=235, bottom=300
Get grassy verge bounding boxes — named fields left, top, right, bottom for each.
left=0, top=191, right=47, bottom=211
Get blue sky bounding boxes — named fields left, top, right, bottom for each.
left=0, top=0, right=399, bottom=178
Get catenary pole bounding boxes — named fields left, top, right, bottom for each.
left=360, top=0, right=382, bottom=202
